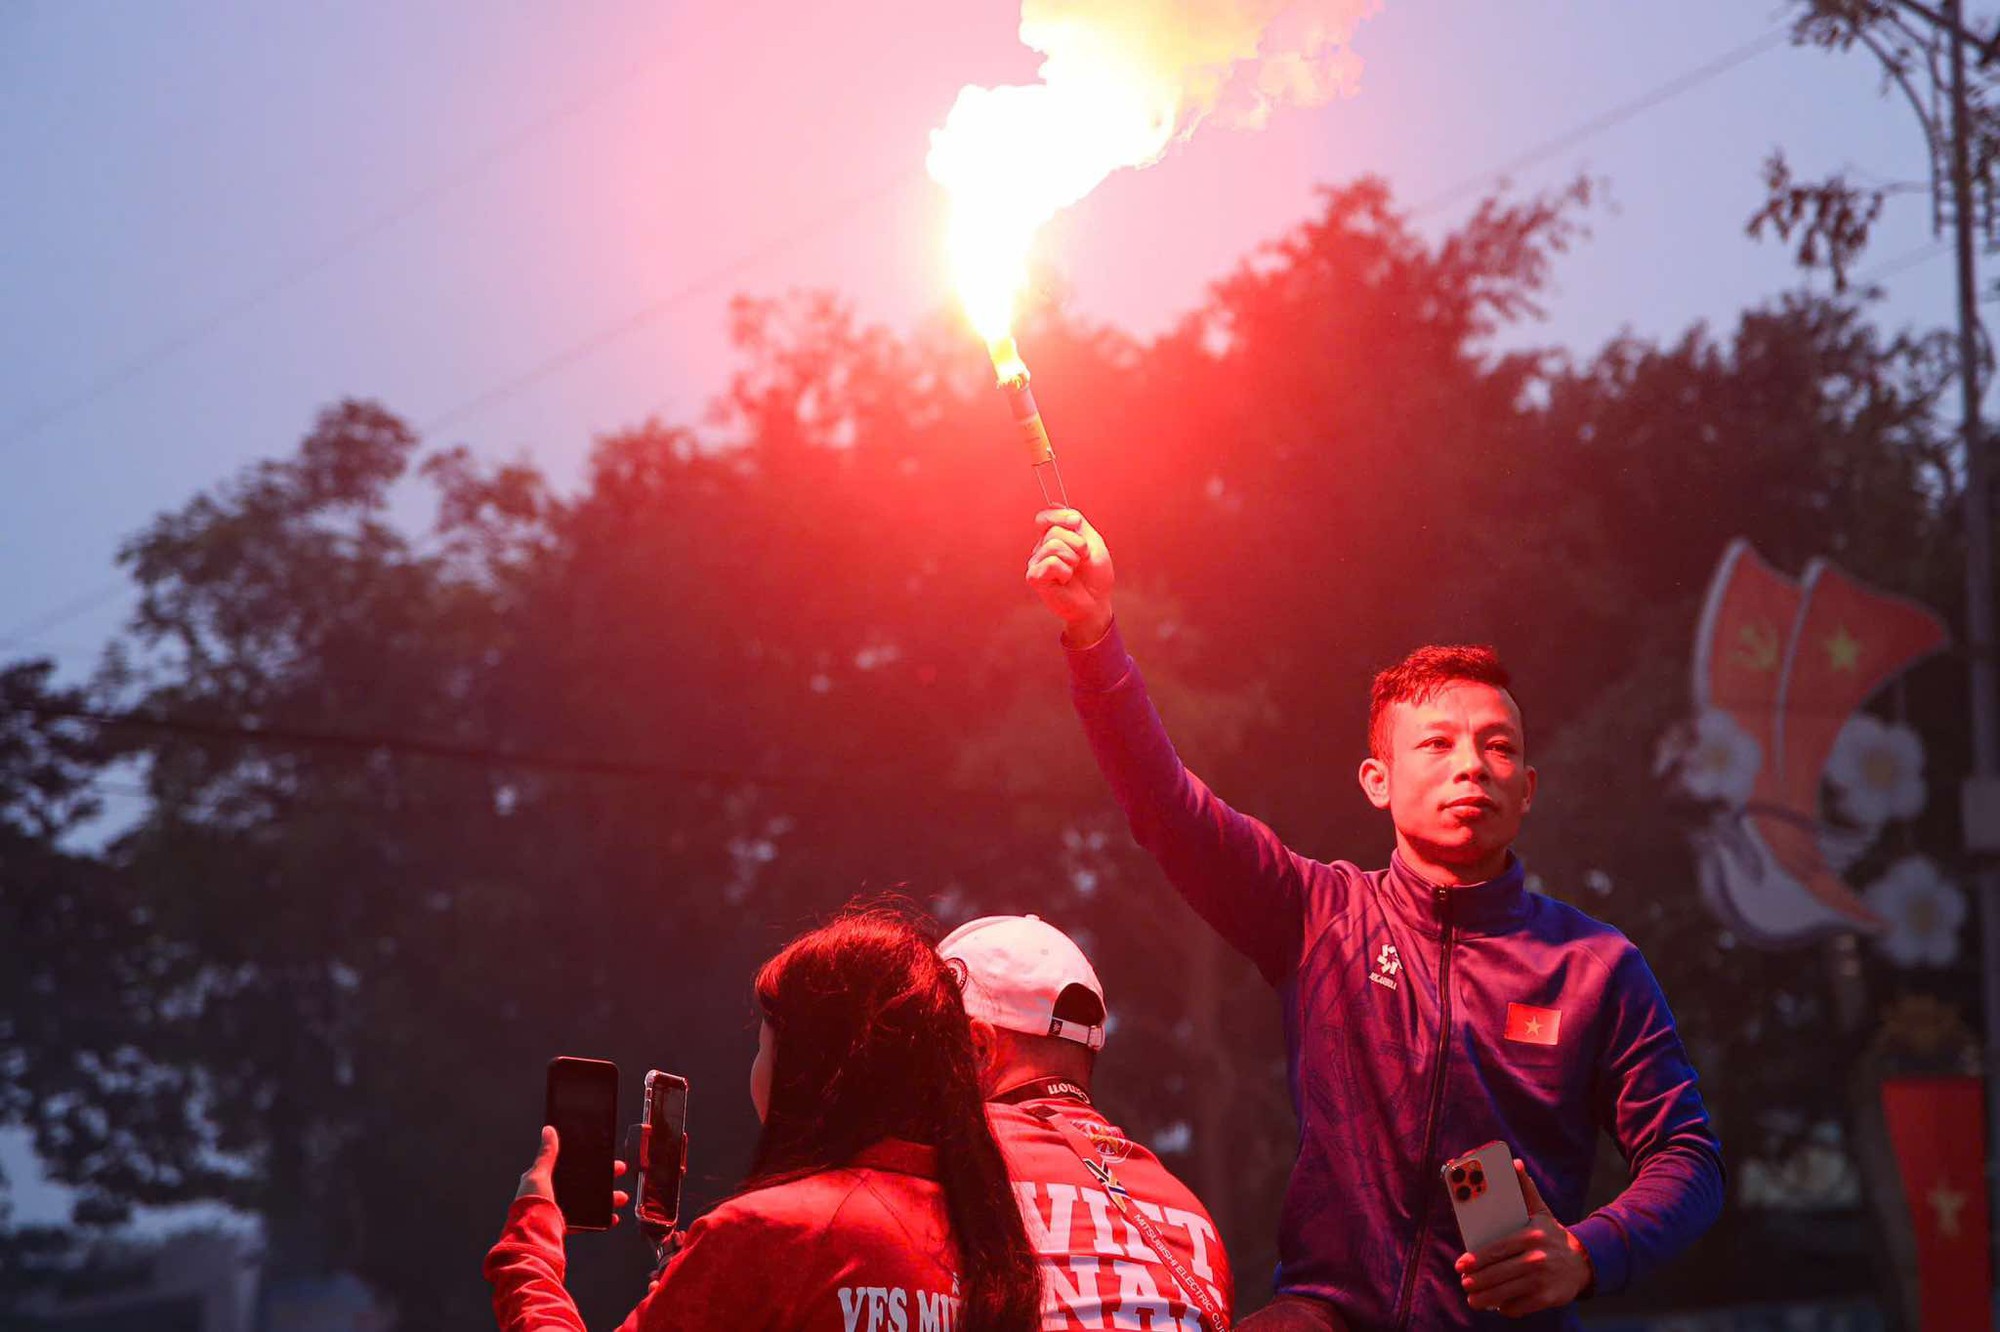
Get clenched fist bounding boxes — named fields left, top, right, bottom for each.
left=1027, top=508, right=1115, bottom=646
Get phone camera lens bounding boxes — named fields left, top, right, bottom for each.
left=1450, top=1167, right=1464, bottom=1182
left=1469, top=1169, right=1485, bottom=1186
left=1454, top=1186, right=1471, bottom=1201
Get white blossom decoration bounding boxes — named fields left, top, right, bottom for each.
left=1825, top=713, right=1926, bottom=829
left=1863, top=856, right=1966, bottom=968
left=1663, top=709, right=1763, bottom=807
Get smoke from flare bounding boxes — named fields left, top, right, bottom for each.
left=928, top=0, right=1382, bottom=344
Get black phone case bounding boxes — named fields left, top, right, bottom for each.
left=545, top=1056, right=619, bottom=1231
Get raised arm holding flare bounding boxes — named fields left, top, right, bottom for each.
left=1025, top=507, right=1723, bottom=1331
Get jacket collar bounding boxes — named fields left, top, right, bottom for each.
left=1383, top=848, right=1531, bottom=938
left=848, top=1138, right=938, bottom=1179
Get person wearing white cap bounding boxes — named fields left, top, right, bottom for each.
left=941, top=914, right=1236, bottom=1332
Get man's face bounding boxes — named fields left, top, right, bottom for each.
left=1359, top=681, right=1536, bottom=877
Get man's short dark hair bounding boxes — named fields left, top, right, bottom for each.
left=1368, top=645, right=1514, bottom=761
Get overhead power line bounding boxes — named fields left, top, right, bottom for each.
left=1411, top=26, right=1793, bottom=217
left=0, top=28, right=694, bottom=456
left=421, top=166, right=926, bottom=436
left=8, top=698, right=1074, bottom=808
left=0, top=24, right=1812, bottom=657
left=430, top=24, right=1801, bottom=436
left=17, top=698, right=863, bottom=790
left=1858, top=238, right=1954, bottom=282
left=0, top=581, right=129, bottom=657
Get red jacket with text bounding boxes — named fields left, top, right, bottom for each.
left=484, top=1140, right=964, bottom=1332
left=989, top=1086, right=1234, bottom=1330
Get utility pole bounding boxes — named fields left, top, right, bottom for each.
left=1941, top=0, right=2000, bottom=1301
left=1808, top=0, right=2000, bottom=1296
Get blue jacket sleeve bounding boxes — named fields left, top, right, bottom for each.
left=1570, top=945, right=1726, bottom=1295
left=1067, top=622, right=1312, bottom=986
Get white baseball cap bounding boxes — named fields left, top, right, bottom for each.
left=939, top=914, right=1108, bottom=1051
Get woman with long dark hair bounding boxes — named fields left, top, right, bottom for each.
left=486, top=905, right=1042, bottom=1332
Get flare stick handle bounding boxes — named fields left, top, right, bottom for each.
left=988, top=334, right=1069, bottom=506
left=1004, top=379, right=1055, bottom=466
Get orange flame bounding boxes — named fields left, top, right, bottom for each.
left=927, top=58, right=1176, bottom=352
left=927, top=0, right=1382, bottom=360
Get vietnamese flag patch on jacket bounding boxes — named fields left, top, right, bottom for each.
left=1505, top=1003, right=1561, bottom=1046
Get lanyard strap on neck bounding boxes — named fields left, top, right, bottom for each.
left=991, top=1077, right=1093, bottom=1107
left=1026, top=1105, right=1231, bottom=1332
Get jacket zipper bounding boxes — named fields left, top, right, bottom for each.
left=1393, top=887, right=1457, bottom=1330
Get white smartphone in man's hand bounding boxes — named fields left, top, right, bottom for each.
left=1441, top=1141, right=1531, bottom=1254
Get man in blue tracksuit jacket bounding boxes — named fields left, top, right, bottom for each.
left=1026, top=509, right=1724, bottom=1330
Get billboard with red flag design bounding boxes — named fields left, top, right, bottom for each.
left=1672, top=540, right=1948, bottom=948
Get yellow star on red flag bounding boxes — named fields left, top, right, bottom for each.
left=1930, top=1179, right=1968, bottom=1239
left=1883, top=1078, right=1990, bottom=1326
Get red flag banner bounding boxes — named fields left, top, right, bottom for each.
left=1690, top=541, right=1882, bottom=938
left=1778, top=560, right=1949, bottom=812
left=1693, top=539, right=1798, bottom=773
left=1758, top=559, right=1948, bottom=929
left=1882, top=1077, right=1993, bottom=1331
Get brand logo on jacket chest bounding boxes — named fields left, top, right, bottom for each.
left=1369, top=942, right=1402, bottom=991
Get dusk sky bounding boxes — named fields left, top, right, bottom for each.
left=1, top=0, right=1950, bottom=680
left=0, top=0, right=1965, bottom=1226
